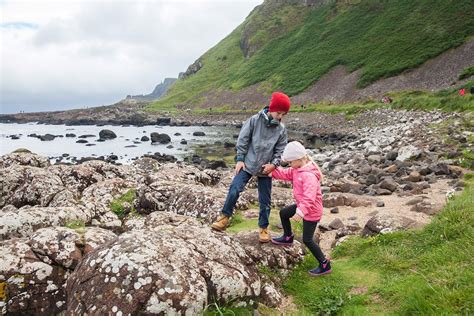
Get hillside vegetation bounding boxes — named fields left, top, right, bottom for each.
left=149, top=0, right=474, bottom=111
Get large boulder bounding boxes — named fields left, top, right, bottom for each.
left=0, top=206, right=92, bottom=240
left=0, top=238, right=70, bottom=315
left=0, top=152, right=50, bottom=168
left=0, top=165, right=77, bottom=208
left=99, top=129, right=117, bottom=140
left=0, top=226, right=117, bottom=314
left=362, top=214, right=420, bottom=237
left=66, top=213, right=261, bottom=315
left=150, top=132, right=171, bottom=144
left=137, top=180, right=228, bottom=223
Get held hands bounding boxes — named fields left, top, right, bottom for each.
left=261, top=163, right=276, bottom=175
left=234, top=161, right=246, bottom=175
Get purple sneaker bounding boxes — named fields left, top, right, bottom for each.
left=271, top=234, right=294, bottom=246
left=309, top=260, right=332, bottom=276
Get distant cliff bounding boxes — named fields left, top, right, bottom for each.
left=126, top=78, right=177, bottom=101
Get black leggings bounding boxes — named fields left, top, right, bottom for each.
left=280, top=204, right=326, bottom=264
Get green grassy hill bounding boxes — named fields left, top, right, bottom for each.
left=149, top=0, right=474, bottom=112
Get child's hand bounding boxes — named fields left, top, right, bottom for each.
left=261, top=163, right=276, bottom=174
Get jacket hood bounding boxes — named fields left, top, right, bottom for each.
left=297, top=162, right=321, bottom=181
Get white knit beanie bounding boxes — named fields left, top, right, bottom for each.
left=282, top=141, right=307, bottom=162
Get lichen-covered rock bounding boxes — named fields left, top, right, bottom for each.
left=0, top=206, right=92, bottom=240
left=235, top=231, right=305, bottom=273
left=137, top=180, right=229, bottom=223
left=361, top=214, right=421, bottom=237
left=0, top=238, right=70, bottom=315
left=28, top=227, right=82, bottom=269
left=81, top=178, right=135, bottom=218
left=0, top=165, right=77, bottom=208
left=66, top=212, right=261, bottom=315
left=0, top=151, right=51, bottom=168
left=82, top=227, right=117, bottom=254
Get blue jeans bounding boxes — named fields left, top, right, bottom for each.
left=221, top=170, right=272, bottom=228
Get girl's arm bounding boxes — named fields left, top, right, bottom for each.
left=271, top=166, right=293, bottom=181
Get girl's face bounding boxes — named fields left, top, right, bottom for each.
left=288, top=158, right=305, bottom=168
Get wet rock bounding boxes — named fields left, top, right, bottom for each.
left=40, top=134, right=56, bottom=141
left=156, top=117, right=171, bottom=125
left=76, top=139, right=88, bottom=144
left=140, top=136, right=150, bottom=142
left=193, top=131, right=206, bottom=136
left=150, top=132, right=171, bottom=144
left=98, top=129, right=117, bottom=140
left=65, top=133, right=76, bottom=137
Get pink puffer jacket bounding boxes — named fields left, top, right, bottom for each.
left=272, top=162, right=323, bottom=221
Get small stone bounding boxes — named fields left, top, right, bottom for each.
left=330, top=207, right=339, bottom=214
left=376, top=201, right=385, bottom=207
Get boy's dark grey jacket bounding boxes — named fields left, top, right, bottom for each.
left=235, top=108, right=288, bottom=176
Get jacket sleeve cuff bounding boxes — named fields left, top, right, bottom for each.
left=271, top=158, right=281, bottom=167
left=235, top=154, right=245, bottom=162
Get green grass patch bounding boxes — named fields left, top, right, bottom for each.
left=388, top=83, right=474, bottom=112
left=65, top=220, right=85, bottom=229
left=226, top=209, right=283, bottom=234
left=284, top=174, right=474, bottom=314
left=459, top=65, right=474, bottom=80
left=110, top=189, right=137, bottom=219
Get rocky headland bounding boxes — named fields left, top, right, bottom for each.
left=0, top=108, right=471, bottom=314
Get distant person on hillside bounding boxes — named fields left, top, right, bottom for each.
left=470, top=86, right=474, bottom=95
left=270, top=141, right=331, bottom=276
left=211, top=92, right=290, bottom=243
left=459, top=88, right=466, bottom=96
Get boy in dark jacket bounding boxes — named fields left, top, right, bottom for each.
left=211, top=92, right=290, bottom=242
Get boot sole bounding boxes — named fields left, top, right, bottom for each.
left=211, top=225, right=227, bottom=232
left=271, top=240, right=293, bottom=246
left=308, top=270, right=332, bottom=277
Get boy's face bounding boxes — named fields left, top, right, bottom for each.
left=268, top=111, right=287, bottom=121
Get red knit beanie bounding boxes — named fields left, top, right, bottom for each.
left=268, top=92, right=291, bottom=113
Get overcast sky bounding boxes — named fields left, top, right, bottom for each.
left=0, top=0, right=262, bottom=114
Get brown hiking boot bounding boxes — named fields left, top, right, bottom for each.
left=259, top=227, right=271, bottom=243
left=211, top=215, right=230, bottom=231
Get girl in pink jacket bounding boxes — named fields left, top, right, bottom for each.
left=271, top=141, right=331, bottom=276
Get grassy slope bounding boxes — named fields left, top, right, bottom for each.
left=150, top=0, right=474, bottom=111
left=284, top=174, right=474, bottom=315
